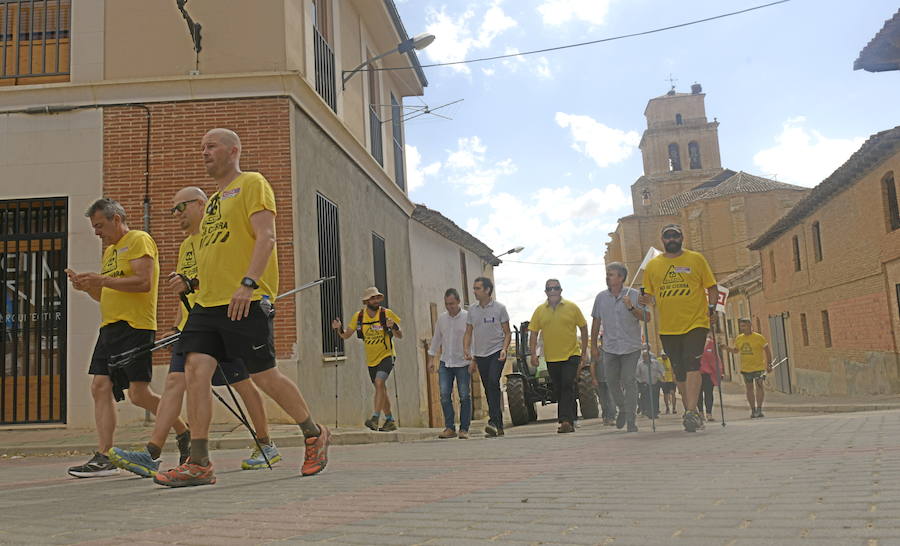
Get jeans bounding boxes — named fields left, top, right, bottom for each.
left=597, top=382, right=616, bottom=420
left=602, top=350, right=639, bottom=417
left=438, top=362, right=472, bottom=431
left=547, top=356, right=580, bottom=424
left=475, top=351, right=505, bottom=429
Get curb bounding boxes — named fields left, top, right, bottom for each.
left=720, top=402, right=900, bottom=414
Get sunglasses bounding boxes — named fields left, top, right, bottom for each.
left=545, top=286, right=562, bottom=292
left=170, top=199, right=199, bottom=215
left=662, top=233, right=682, bottom=240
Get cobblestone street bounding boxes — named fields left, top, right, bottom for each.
left=2, top=408, right=899, bottom=545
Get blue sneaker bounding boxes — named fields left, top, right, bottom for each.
left=107, top=447, right=160, bottom=478
left=241, top=442, right=281, bottom=470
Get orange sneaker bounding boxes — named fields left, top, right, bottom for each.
left=152, top=460, right=216, bottom=487
left=301, top=425, right=331, bottom=476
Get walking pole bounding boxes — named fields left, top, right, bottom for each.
left=334, top=343, right=339, bottom=430
left=391, top=356, right=401, bottom=427
left=640, top=288, right=656, bottom=432
left=711, top=316, right=727, bottom=427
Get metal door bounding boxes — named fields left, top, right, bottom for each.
left=767, top=314, right=792, bottom=393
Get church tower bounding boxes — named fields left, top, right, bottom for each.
left=631, top=83, right=723, bottom=213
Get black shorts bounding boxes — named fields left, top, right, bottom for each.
left=741, top=370, right=765, bottom=384
left=89, top=321, right=155, bottom=383
left=168, top=353, right=250, bottom=386
left=177, top=301, right=275, bottom=374
left=660, top=328, right=709, bottom=383
left=368, top=356, right=394, bottom=383
left=660, top=381, right=676, bottom=393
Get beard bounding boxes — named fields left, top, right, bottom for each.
left=664, top=240, right=682, bottom=253
left=366, top=303, right=380, bottom=311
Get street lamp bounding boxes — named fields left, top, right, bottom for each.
left=495, top=246, right=524, bottom=258
left=342, top=32, right=435, bottom=89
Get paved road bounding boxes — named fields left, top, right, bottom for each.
left=1, top=408, right=899, bottom=545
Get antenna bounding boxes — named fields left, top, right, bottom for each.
left=402, top=98, right=464, bottom=123
left=665, top=73, right=678, bottom=91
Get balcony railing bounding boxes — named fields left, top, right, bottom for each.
left=0, top=0, right=70, bottom=85
left=369, top=105, right=383, bottom=166
left=312, top=26, right=336, bottom=112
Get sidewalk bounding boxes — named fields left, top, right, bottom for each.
left=717, top=381, right=900, bottom=413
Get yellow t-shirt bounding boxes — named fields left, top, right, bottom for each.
left=99, top=230, right=159, bottom=331
left=196, top=172, right=279, bottom=307
left=347, top=307, right=401, bottom=367
left=735, top=332, right=768, bottom=373
left=175, top=233, right=200, bottom=331
left=660, top=355, right=674, bottom=382
left=528, top=299, right=587, bottom=362
left=643, top=249, right=716, bottom=335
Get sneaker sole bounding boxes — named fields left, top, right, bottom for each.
left=153, top=475, right=216, bottom=487
left=241, top=454, right=282, bottom=470
left=108, top=452, right=158, bottom=478
left=67, top=468, right=119, bottom=478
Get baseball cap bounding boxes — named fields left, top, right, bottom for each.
left=661, top=224, right=683, bottom=236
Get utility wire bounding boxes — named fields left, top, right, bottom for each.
left=504, top=259, right=605, bottom=266
left=371, top=0, right=790, bottom=73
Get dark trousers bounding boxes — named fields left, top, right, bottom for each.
left=475, top=351, right=505, bottom=429
left=639, top=382, right=660, bottom=417
left=548, top=355, right=580, bottom=424
left=698, top=373, right=715, bottom=414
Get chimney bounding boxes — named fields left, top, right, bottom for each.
left=691, top=83, right=702, bottom=94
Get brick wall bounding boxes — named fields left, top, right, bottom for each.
left=102, top=98, right=296, bottom=364
left=829, top=293, right=894, bottom=351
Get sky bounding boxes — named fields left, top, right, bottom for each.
left=394, top=0, right=898, bottom=325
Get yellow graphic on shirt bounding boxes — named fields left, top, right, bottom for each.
left=99, top=230, right=159, bottom=331
left=735, top=332, right=768, bottom=373
left=347, top=308, right=401, bottom=367
left=658, top=265, right=692, bottom=298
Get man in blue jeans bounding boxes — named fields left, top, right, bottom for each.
left=428, top=288, right=471, bottom=439
left=464, top=277, right=511, bottom=438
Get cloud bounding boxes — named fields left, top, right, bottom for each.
left=423, top=1, right=517, bottom=74
left=443, top=136, right=517, bottom=198
left=555, top=112, right=640, bottom=167
left=405, top=144, right=441, bottom=192
left=753, top=117, right=866, bottom=187
left=537, top=0, right=613, bottom=26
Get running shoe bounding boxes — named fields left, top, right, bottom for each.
left=683, top=410, right=702, bottom=432
left=750, top=408, right=759, bottom=418
left=241, top=442, right=282, bottom=470
left=301, top=425, right=331, bottom=476
left=67, top=452, right=119, bottom=478
left=107, top=447, right=160, bottom=478
left=497, top=427, right=505, bottom=436
left=458, top=430, right=469, bottom=439
left=615, top=412, right=626, bottom=429
left=756, top=409, right=765, bottom=418
left=364, top=416, right=379, bottom=431
left=379, top=419, right=398, bottom=432
left=484, top=423, right=498, bottom=437
left=153, top=460, right=216, bottom=487
left=557, top=422, right=575, bottom=433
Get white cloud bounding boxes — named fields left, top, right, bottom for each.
left=443, top=137, right=516, bottom=198
left=534, top=56, right=552, bottom=79
left=405, top=144, right=441, bottom=192
left=753, top=118, right=866, bottom=187
left=538, top=0, right=613, bottom=26
left=424, top=1, right=517, bottom=74
left=555, top=112, right=640, bottom=167
left=481, top=67, right=496, bottom=76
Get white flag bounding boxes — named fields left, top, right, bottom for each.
left=715, top=284, right=729, bottom=313
left=628, top=247, right=662, bottom=290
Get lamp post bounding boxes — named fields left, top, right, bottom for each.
left=342, top=33, right=435, bottom=89
left=496, top=246, right=525, bottom=259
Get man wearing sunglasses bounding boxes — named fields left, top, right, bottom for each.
left=528, top=279, right=588, bottom=433
left=638, top=224, right=718, bottom=433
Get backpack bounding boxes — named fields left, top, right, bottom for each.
left=356, top=307, right=394, bottom=350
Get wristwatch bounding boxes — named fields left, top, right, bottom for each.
left=240, top=276, right=259, bottom=289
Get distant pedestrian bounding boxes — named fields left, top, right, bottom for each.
left=658, top=351, right=677, bottom=414
left=427, top=288, right=472, bottom=439
left=529, top=279, right=588, bottom=434
left=721, top=319, right=772, bottom=418
left=698, top=332, right=719, bottom=422
left=638, top=223, right=718, bottom=433
left=636, top=348, right=665, bottom=418
left=590, top=262, right=647, bottom=432
left=463, top=277, right=511, bottom=438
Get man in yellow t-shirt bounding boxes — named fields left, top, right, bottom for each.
left=332, top=287, right=403, bottom=432
left=156, top=129, right=329, bottom=488
left=64, top=198, right=165, bottom=478
left=527, top=279, right=588, bottom=433
left=638, top=224, right=718, bottom=433
left=722, top=318, right=772, bottom=418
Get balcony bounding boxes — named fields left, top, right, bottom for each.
left=312, top=25, right=336, bottom=112
left=0, top=0, right=70, bottom=86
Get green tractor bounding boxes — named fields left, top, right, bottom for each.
left=505, top=321, right=599, bottom=426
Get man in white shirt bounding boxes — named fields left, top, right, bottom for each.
left=428, top=288, right=472, bottom=439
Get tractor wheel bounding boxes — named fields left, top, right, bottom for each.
left=577, top=366, right=600, bottom=419
left=506, top=375, right=530, bottom=426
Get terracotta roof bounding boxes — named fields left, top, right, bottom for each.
left=412, top=204, right=500, bottom=266
left=750, top=126, right=900, bottom=250
left=720, top=263, right=761, bottom=292
left=653, top=171, right=805, bottom=216
left=854, top=10, right=900, bottom=72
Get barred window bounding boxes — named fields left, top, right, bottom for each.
left=0, top=0, right=71, bottom=84
left=316, top=193, right=343, bottom=356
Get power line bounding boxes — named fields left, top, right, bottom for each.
left=504, top=259, right=605, bottom=266
left=372, top=0, right=790, bottom=73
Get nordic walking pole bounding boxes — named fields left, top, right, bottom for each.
left=334, top=344, right=339, bottom=430
left=640, top=288, right=656, bottom=432
left=711, top=316, right=727, bottom=427
left=391, top=356, right=401, bottom=427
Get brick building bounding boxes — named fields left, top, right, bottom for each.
left=0, top=0, right=498, bottom=428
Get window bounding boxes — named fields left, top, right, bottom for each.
left=316, top=193, right=344, bottom=356
left=812, top=221, right=822, bottom=262
left=311, top=0, right=336, bottom=111
left=372, top=232, right=388, bottom=306
left=688, top=141, right=702, bottom=169
left=0, top=0, right=71, bottom=85
left=667, top=143, right=682, bottom=171
left=800, top=313, right=809, bottom=346
left=675, top=113, right=683, bottom=125
left=768, top=249, right=776, bottom=283
left=884, top=172, right=900, bottom=232
left=391, top=94, right=405, bottom=191
left=311, top=0, right=331, bottom=42
left=367, top=50, right=383, bottom=166
left=792, top=235, right=801, bottom=272
left=459, top=250, right=470, bottom=306
left=821, top=310, right=832, bottom=348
